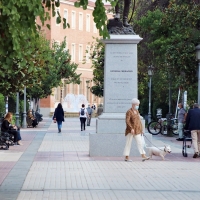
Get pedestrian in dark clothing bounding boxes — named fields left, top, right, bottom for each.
left=1, top=112, right=23, bottom=145
left=185, top=103, right=200, bottom=158
left=79, top=104, right=88, bottom=131
left=53, top=103, right=64, bottom=133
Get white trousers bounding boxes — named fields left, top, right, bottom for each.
left=191, top=130, right=200, bottom=153
left=123, top=133, right=146, bottom=156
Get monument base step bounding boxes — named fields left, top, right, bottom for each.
left=49, top=112, right=97, bottom=118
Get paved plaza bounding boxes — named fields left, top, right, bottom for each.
left=0, top=117, right=200, bottom=200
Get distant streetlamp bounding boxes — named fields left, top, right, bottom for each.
left=22, top=87, right=27, bottom=128
left=195, top=44, right=200, bottom=105
left=148, top=65, right=154, bottom=124
left=15, top=93, right=19, bottom=127
left=166, top=63, right=173, bottom=136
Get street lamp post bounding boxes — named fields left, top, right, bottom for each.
left=22, top=87, right=27, bottom=128
left=167, top=64, right=173, bottom=136
left=148, top=65, right=154, bottom=124
left=15, top=92, right=19, bottom=127
left=195, top=44, right=200, bottom=105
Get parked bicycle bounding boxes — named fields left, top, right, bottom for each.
left=147, top=117, right=178, bottom=135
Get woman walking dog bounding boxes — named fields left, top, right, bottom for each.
left=123, top=98, right=149, bottom=162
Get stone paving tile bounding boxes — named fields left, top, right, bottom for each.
left=17, top=190, right=200, bottom=200
left=0, top=162, right=16, bottom=185
left=0, top=151, right=23, bottom=161
left=21, top=161, right=200, bottom=192
left=1, top=117, right=200, bottom=200
left=34, top=150, right=199, bottom=162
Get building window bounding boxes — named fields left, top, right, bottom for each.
left=79, top=81, right=83, bottom=94
left=55, top=87, right=60, bottom=100
left=79, top=12, right=83, bottom=30
left=86, top=14, right=90, bottom=32
left=86, top=45, right=90, bottom=63
left=64, top=9, right=68, bottom=23
left=64, top=42, right=68, bottom=52
left=64, top=83, right=67, bottom=98
left=93, top=22, right=97, bottom=33
left=71, top=43, right=76, bottom=61
left=55, top=8, right=60, bottom=26
left=70, top=83, right=75, bottom=94
left=71, top=11, right=76, bottom=29
left=79, top=44, right=83, bottom=62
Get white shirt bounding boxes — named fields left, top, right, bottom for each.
left=79, top=108, right=88, bottom=118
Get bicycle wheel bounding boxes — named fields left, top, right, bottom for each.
left=147, top=121, right=161, bottom=135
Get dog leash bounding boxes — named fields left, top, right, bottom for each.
left=143, top=134, right=166, bottom=152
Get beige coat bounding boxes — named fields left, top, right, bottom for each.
left=125, top=108, right=143, bottom=136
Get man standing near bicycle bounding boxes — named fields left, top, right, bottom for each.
left=176, top=103, right=187, bottom=141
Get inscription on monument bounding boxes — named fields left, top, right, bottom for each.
left=105, top=45, right=137, bottom=113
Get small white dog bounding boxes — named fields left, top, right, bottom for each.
left=146, top=145, right=171, bottom=160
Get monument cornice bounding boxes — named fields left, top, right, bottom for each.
left=102, top=35, right=143, bottom=44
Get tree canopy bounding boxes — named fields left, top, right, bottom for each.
left=0, top=0, right=83, bottom=96
left=89, top=38, right=104, bottom=97
left=135, top=0, right=200, bottom=108
left=89, top=0, right=200, bottom=118
left=27, top=37, right=81, bottom=99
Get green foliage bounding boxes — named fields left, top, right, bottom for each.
left=0, top=0, right=70, bottom=95
left=89, top=38, right=104, bottom=97
left=134, top=0, right=200, bottom=116
left=28, top=37, right=81, bottom=99
left=0, top=94, right=5, bottom=115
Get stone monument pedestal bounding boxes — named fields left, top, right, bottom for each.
left=89, top=35, right=152, bottom=157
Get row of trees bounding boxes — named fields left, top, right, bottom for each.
left=90, top=0, right=200, bottom=119
left=0, top=1, right=83, bottom=104
left=0, top=0, right=116, bottom=108
left=1, top=33, right=80, bottom=100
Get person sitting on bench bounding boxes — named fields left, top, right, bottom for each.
left=1, top=112, right=23, bottom=145
left=27, top=110, right=38, bottom=128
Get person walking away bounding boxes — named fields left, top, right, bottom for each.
left=53, top=103, right=64, bottom=133
left=176, top=103, right=187, bottom=141
left=86, top=105, right=93, bottom=126
left=185, top=103, right=200, bottom=158
left=79, top=104, right=88, bottom=131
left=1, top=112, right=23, bottom=145
left=123, top=98, right=149, bottom=162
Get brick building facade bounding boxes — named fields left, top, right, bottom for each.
left=39, top=0, right=112, bottom=116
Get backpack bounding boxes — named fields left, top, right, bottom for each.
left=81, top=108, right=85, bottom=116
